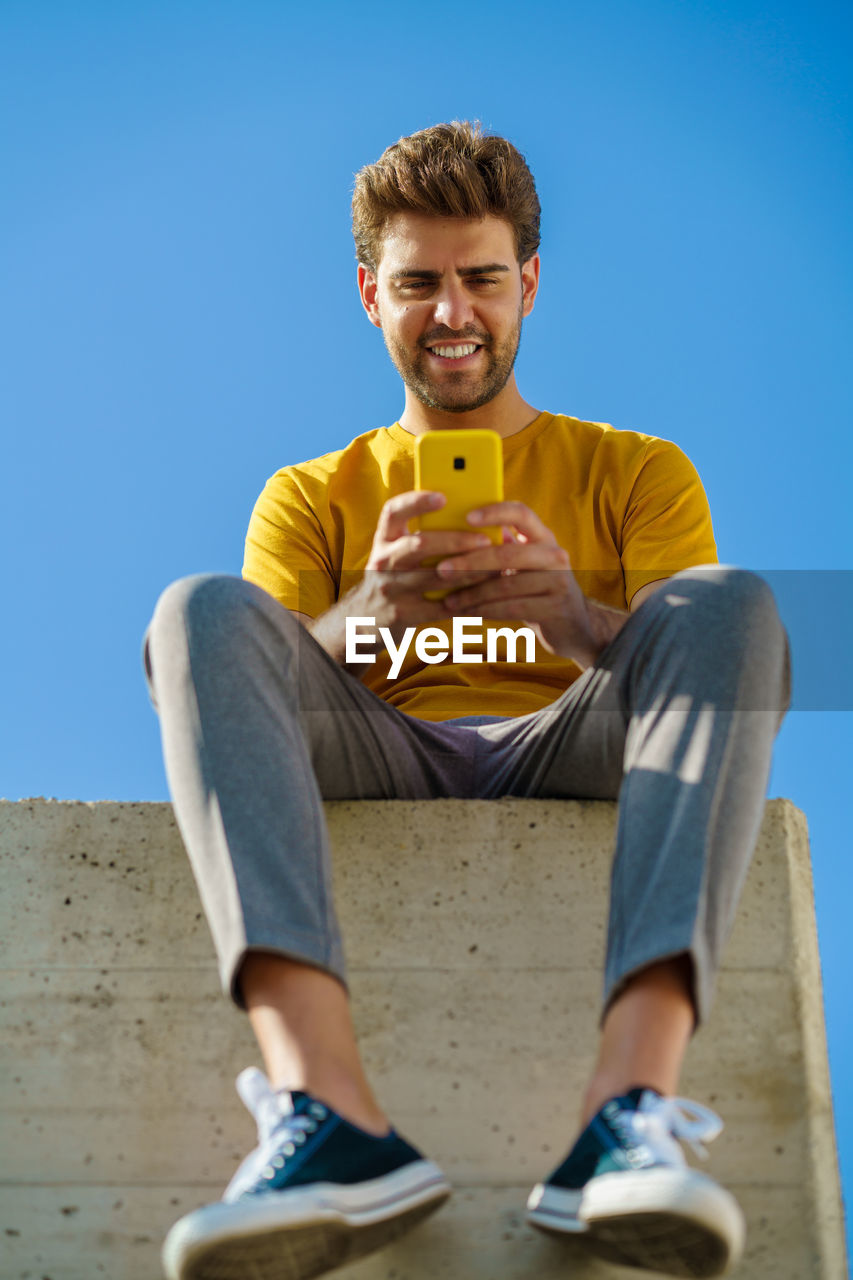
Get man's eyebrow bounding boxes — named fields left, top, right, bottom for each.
left=388, top=263, right=512, bottom=281
left=459, top=263, right=511, bottom=277
left=389, top=268, right=442, bottom=281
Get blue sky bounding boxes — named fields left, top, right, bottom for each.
left=2, top=0, right=851, bottom=1255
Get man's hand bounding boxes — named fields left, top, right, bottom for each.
left=434, top=500, right=615, bottom=668
left=307, top=493, right=641, bottom=672
left=307, top=490, right=494, bottom=666
left=360, top=490, right=496, bottom=638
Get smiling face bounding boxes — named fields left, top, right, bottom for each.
left=358, top=213, right=540, bottom=425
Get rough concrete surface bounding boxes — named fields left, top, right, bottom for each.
left=0, top=797, right=846, bottom=1280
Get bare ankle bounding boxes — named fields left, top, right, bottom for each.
left=579, top=1076, right=652, bottom=1130
left=579, top=957, right=695, bottom=1130
left=240, top=951, right=389, bottom=1137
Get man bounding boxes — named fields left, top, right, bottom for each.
left=145, top=121, right=789, bottom=1280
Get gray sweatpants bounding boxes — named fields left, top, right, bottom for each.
left=143, top=567, right=789, bottom=1025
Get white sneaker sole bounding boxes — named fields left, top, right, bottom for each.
left=527, top=1167, right=745, bottom=1278
left=162, top=1159, right=450, bottom=1280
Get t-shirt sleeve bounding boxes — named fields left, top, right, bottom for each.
left=242, top=470, right=338, bottom=619
left=621, top=439, right=718, bottom=605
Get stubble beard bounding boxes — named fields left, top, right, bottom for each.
left=381, top=305, right=524, bottom=414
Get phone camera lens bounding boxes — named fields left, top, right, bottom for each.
left=453, top=457, right=465, bottom=470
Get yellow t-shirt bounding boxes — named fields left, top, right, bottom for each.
left=243, top=411, right=717, bottom=720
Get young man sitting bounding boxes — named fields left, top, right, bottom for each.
left=145, top=120, right=789, bottom=1280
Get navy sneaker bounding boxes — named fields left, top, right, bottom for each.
left=162, top=1067, right=451, bottom=1280
left=526, top=1089, right=745, bottom=1277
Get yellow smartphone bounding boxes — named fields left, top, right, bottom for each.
left=414, top=429, right=504, bottom=598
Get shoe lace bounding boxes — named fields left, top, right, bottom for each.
left=222, top=1067, right=328, bottom=1202
left=630, top=1092, right=724, bottom=1164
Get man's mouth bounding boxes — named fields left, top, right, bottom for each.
left=427, top=343, right=482, bottom=360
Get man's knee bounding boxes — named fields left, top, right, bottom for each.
left=668, top=566, right=784, bottom=641
left=151, top=572, right=251, bottom=626
left=665, top=566, right=790, bottom=709
left=146, top=574, right=299, bottom=677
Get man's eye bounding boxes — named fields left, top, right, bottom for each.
left=399, top=281, right=432, bottom=291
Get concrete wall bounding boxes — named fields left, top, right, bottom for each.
left=0, top=797, right=846, bottom=1280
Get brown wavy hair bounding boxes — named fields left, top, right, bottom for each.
left=352, top=121, right=541, bottom=271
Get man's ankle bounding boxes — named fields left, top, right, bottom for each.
left=271, top=1068, right=390, bottom=1138
left=584, top=1078, right=665, bottom=1130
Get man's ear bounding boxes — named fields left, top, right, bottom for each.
left=521, top=253, right=541, bottom=319
left=357, top=264, right=382, bottom=329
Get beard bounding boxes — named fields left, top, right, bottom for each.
left=380, top=305, right=524, bottom=414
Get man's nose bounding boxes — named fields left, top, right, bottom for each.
left=432, top=283, right=475, bottom=331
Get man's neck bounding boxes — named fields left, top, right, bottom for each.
left=398, top=380, right=541, bottom=439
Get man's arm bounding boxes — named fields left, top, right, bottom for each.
left=292, top=491, right=673, bottom=674
left=578, top=578, right=670, bottom=664
left=290, top=607, right=374, bottom=677
left=630, top=579, right=670, bottom=611
left=435, top=502, right=675, bottom=669
left=293, top=489, right=495, bottom=673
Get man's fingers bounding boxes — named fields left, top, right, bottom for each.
left=445, top=568, right=572, bottom=611
left=437, top=540, right=569, bottom=580
left=362, top=565, right=443, bottom=595
left=377, top=489, right=445, bottom=541
left=375, top=529, right=495, bottom=571
left=359, top=567, right=466, bottom=621
left=467, top=500, right=554, bottom=543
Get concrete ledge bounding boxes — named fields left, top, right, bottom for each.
left=0, top=798, right=846, bottom=1279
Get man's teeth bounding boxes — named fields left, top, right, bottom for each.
left=431, top=343, right=478, bottom=359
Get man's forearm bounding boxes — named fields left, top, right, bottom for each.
left=579, top=598, right=631, bottom=665
left=305, top=591, right=378, bottom=674
left=544, top=598, right=629, bottom=671
left=571, top=579, right=669, bottom=667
